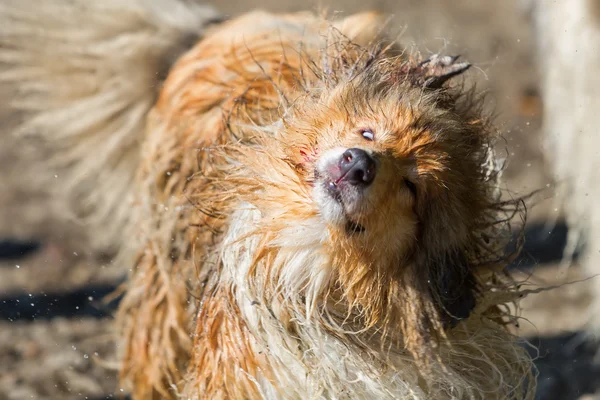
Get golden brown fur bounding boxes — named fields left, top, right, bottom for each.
left=1, top=3, right=536, bottom=399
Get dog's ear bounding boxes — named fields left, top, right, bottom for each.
left=411, top=246, right=477, bottom=329
left=397, top=54, right=471, bottom=89
left=424, top=250, right=478, bottom=328
left=412, top=191, right=480, bottom=328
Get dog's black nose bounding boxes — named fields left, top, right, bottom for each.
left=339, top=148, right=376, bottom=186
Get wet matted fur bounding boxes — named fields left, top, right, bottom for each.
left=1, top=2, right=536, bottom=399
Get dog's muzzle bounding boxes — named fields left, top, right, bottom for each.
left=335, top=148, right=376, bottom=186
left=313, top=147, right=377, bottom=231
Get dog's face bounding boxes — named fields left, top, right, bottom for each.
left=292, top=83, right=486, bottom=252
left=309, top=97, right=422, bottom=263
left=279, top=61, right=492, bottom=328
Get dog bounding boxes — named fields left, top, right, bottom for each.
left=525, top=0, right=600, bottom=344
left=1, top=1, right=536, bottom=398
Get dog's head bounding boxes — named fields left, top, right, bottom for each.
left=212, top=44, right=512, bottom=360
left=275, top=53, right=497, bottom=333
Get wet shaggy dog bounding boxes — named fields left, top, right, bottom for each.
left=1, top=1, right=536, bottom=399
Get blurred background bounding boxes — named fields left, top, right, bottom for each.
left=0, top=0, right=597, bottom=399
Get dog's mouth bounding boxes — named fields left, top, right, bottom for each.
left=327, top=180, right=366, bottom=234
left=314, top=170, right=367, bottom=234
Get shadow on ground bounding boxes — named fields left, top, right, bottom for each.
left=528, top=333, right=600, bottom=400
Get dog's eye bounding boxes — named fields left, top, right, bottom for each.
left=404, top=178, right=417, bottom=196
left=360, top=129, right=374, bottom=141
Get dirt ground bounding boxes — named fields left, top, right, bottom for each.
left=0, top=0, right=595, bottom=399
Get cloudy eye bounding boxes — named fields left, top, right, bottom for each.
left=361, top=129, right=374, bottom=141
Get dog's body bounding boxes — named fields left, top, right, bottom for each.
left=1, top=1, right=535, bottom=399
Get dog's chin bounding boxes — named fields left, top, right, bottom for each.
left=313, top=179, right=366, bottom=234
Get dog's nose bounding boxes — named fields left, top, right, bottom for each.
left=339, top=148, right=376, bottom=186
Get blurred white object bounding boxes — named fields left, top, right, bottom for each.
left=528, top=0, right=600, bottom=340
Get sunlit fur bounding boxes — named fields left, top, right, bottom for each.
left=1, top=3, right=536, bottom=399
